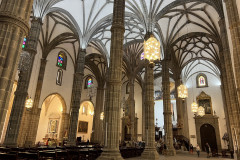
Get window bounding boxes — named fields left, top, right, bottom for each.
left=85, top=76, right=93, bottom=89
left=196, top=73, right=208, bottom=88
left=56, top=52, right=67, bottom=70
left=22, top=37, right=27, bottom=49
left=140, top=52, right=144, bottom=60
left=56, top=69, right=63, bottom=86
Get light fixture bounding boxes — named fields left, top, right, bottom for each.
left=100, top=112, right=104, bottom=120
left=177, top=84, right=188, bottom=99
left=144, top=32, right=161, bottom=62
left=25, top=97, right=33, bottom=109
left=191, top=101, right=198, bottom=113
left=198, top=106, right=205, bottom=117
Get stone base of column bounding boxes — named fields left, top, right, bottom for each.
left=141, top=147, right=160, bottom=159
left=97, top=148, right=123, bottom=160
left=165, top=148, right=176, bottom=156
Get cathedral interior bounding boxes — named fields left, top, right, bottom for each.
left=0, top=0, right=240, bottom=159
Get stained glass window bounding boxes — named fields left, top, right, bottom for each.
left=56, top=52, right=67, bottom=69
left=85, top=76, right=93, bottom=89
left=87, top=78, right=92, bottom=88
left=22, top=37, right=27, bottom=49
left=140, top=52, right=144, bottom=60
left=197, top=74, right=208, bottom=88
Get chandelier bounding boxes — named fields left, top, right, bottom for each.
left=191, top=101, right=198, bottom=113
left=198, top=106, right=205, bottom=117
left=25, top=98, right=33, bottom=109
left=144, top=33, right=161, bottom=62
left=177, top=84, right=188, bottom=99
left=100, top=112, right=104, bottom=120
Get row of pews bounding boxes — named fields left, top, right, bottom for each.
left=0, top=145, right=145, bottom=159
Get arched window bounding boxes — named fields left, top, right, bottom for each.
left=196, top=73, right=208, bottom=88
left=56, top=69, right=63, bottom=86
left=22, top=37, right=27, bottom=49
left=140, top=53, right=144, bottom=60
left=85, top=76, right=93, bottom=89
left=56, top=52, right=67, bottom=70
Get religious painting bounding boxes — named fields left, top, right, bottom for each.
left=197, top=91, right=212, bottom=115
left=48, top=119, right=58, bottom=133
left=78, top=121, right=88, bottom=133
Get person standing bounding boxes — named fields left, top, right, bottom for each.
left=205, top=143, right=210, bottom=158
left=190, top=144, right=194, bottom=154
left=196, top=144, right=201, bottom=157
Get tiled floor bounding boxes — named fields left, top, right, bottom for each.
left=126, top=151, right=237, bottom=160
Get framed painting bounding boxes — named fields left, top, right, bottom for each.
left=78, top=121, right=88, bottom=133
left=48, top=119, right=58, bottom=133
left=197, top=91, right=212, bottom=115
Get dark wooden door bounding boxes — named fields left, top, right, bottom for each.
left=200, top=124, right=218, bottom=152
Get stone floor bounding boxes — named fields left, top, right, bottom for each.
left=126, top=151, right=237, bottom=160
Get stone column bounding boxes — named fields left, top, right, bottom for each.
left=68, top=49, right=86, bottom=145
left=92, top=86, right=105, bottom=144
left=141, top=64, right=159, bottom=159
left=219, top=18, right=240, bottom=157
left=25, top=58, right=47, bottom=146
left=175, top=77, right=184, bottom=135
left=224, top=0, right=240, bottom=95
left=97, top=0, right=125, bottom=159
left=162, top=60, right=176, bottom=156
left=59, top=113, right=70, bottom=144
left=220, top=78, right=234, bottom=151
left=3, top=18, right=42, bottom=147
left=128, top=77, right=136, bottom=141
left=142, top=73, right=146, bottom=141
left=0, top=0, right=33, bottom=139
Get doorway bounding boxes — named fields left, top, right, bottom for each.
left=200, top=124, right=218, bottom=152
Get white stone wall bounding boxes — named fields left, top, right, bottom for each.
left=186, top=73, right=228, bottom=149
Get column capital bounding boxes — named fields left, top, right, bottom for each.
left=0, top=13, right=29, bottom=34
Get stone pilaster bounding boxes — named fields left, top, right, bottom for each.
left=175, top=77, right=184, bottom=135
left=4, top=18, right=42, bottom=147
left=25, top=58, right=47, bottom=146
left=0, top=0, right=33, bottom=139
left=92, top=87, right=105, bottom=144
left=129, top=77, right=136, bottom=141
left=141, top=64, right=159, bottom=159
left=162, top=60, right=176, bottom=156
left=68, top=49, right=86, bottom=145
left=97, top=0, right=125, bottom=159
left=219, top=18, right=240, bottom=157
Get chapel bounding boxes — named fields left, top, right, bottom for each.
left=0, top=0, right=240, bottom=159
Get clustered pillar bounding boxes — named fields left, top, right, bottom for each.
left=4, top=18, right=42, bottom=147
left=219, top=17, right=240, bottom=158
left=141, top=64, right=159, bottom=159
left=92, top=87, right=105, bottom=145
left=97, top=0, right=125, bottom=159
left=0, top=0, right=33, bottom=140
left=68, top=49, right=86, bottom=145
left=162, top=59, right=176, bottom=156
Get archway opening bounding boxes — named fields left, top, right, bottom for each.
left=77, top=101, right=94, bottom=143
left=200, top=124, right=218, bottom=152
left=36, top=94, right=66, bottom=145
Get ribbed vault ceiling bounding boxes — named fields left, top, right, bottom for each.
left=33, top=0, right=225, bottom=84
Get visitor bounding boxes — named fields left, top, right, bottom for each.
left=190, top=144, right=193, bottom=154
left=196, top=144, right=201, bottom=157
left=205, top=143, right=210, bottom=158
